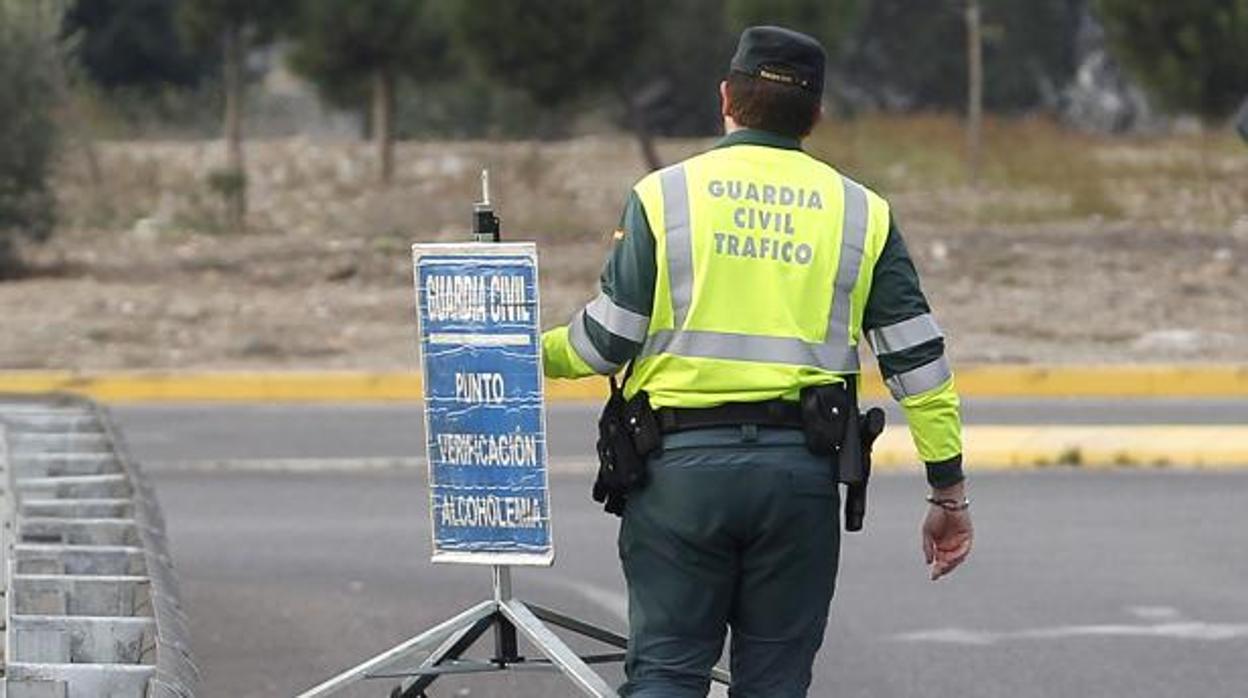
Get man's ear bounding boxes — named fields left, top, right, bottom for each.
left=719, top=80, right=731, bottom=117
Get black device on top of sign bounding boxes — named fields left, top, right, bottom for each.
left=473, top=170, right=500, bottom=243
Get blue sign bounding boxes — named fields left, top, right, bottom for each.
left=412, top=243, right=553, bottom=566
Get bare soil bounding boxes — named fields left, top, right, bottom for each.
left=3, top=122, right=1246, bottom=370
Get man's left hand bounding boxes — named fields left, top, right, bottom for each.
left=921, top=483, right=973, bottom=581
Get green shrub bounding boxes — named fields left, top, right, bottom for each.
left=0, top=5, right=59, bottom=277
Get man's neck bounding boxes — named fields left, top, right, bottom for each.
left=722, top=120, right=804, bottom=146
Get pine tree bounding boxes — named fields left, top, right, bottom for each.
left=1095, top=0, right=1248, bottom=119
left=179, top=0, right=293, bottom=230
left=286, top=0, right=454, bottom=185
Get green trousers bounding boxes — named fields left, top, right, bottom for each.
left=618, top=426, right=841, bottom=698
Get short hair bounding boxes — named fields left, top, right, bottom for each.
left=725, top=71, right=820, bottom=139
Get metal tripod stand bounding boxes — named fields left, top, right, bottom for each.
left=297, top=565, right=695, bottom=697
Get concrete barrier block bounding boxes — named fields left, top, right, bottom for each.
left=3, top=397, right=196, bottom=697
left=9, top=435, right=110, bottom=456
left=20, top=500, right=133, bottom=520
left=10, top=624, right=72, bottom=663
left=15, top=546, right=146, bottom=577
left=18, top=588, right=67, bottom=616
left=19, top=519, right=139, bottom=547
left=10, top=616, right=156, bottom=664
left=14, top=577, right=149, bottom=618
left=6, top=663, right=155, bottom=698
left=15, top=475, right=132, bottom=500
left=12, top=455, right=122, bottom=479
left=6, top=679, right=68, bottom=698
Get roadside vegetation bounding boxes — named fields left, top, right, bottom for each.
left=1, top=0, right=1245, bottom=368
left=50, top=116, right=1247, bottom=242
left=2, top=117, right=1237, bottom=371
left=0, top=1, right=60, bottom=277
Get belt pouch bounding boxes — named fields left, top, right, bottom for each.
left=593, top=372, right=655, bottom=512
left=799, top=383, right=851, bottom=456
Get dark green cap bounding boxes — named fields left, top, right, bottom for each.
left=730, top=25, right=826, bottom=95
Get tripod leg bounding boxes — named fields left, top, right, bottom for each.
left=397, top=614, right=496, bottom=698
left=501, top=600, right=619, bottom=698
left=296, top=600, right=496, bottom=698
left=527, top=603, right=627, bottom=648
left=528, top=601, right=732, bottom=686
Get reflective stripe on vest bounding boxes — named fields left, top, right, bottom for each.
left=641, top=165, right=869, bottom=373
left=569, top=309, right=622, bottom=374
left=586, top=292, right=650, bottom=343
left=868, top=313, right=943, bottom=355
left=885, top=355, right=952, bottom=400
left=827, top=177, right=868, bottom=369
left=661, top=165, right=694, bottom=330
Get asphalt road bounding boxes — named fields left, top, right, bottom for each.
left=147, top=467, right=1248, bottom=698
left=114, top=399, right=1248, bottom=465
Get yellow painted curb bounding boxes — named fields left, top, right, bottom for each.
left=0, top=364, right=1245, bottom=402
left=0, top=371, right=426, bottom=403
left=948, top=364, right=1248, bottom=398
left=0, top=371, right=603, bottom=403
left=873, top=426, right=1248, bottom=471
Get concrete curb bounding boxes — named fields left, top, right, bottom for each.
left=874, top=425, right=1248, bottom=470
left=141, top=425, right=1248, bottom=474
left=0, top=394, right=199, bottom=697
left=1, top=365, right=1247, bottom=402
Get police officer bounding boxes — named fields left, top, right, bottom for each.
left=543, top=26, right=973, bottom=698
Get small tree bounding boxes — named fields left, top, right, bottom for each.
left=179, top=0, right=292, bottom=230
left=63, top=0, right=213, bottom=91
left=0, top=1, right=60, bottom=276
left=1094, top=0, right=1248, bottom=120
left=448, top=0, right=663, bottom=169
left=286, top=0, right=454, bottom=185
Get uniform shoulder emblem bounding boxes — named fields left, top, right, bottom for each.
left=611, top=228, right=627, bottom=242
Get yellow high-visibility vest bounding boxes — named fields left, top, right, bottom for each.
left=627, top=143, right=891, bottom=408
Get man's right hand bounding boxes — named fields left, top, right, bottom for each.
left=921, top=482, right=973, bottom=581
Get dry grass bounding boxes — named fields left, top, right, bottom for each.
left=56, top=115, right=1248, bottom=241
left=4, top=115, right=1245, bottom=370
left=807, top=114, right=1247, bottom=232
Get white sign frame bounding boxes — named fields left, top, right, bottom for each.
left=412, top=242, right=554, bottom=567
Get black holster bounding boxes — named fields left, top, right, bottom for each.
left=800, top=379, right=886, bottom=532
left=593, top=371, right=660, bottom=516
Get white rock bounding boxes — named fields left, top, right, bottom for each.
left=1129, top=329, right=1231, bottom=353
left=131, top=217, right=163, bottom=242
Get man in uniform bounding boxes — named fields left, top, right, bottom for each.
left=542, top=25, right=973, bottom=698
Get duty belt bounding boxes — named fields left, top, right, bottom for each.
left=655, top=399, right=804, bottom=434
